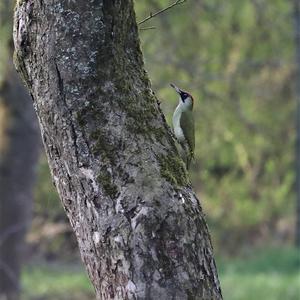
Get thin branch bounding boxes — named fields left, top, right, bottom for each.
left=140, top=26, right=156, bottom=31
left=138, top=0, right=187, bottom=26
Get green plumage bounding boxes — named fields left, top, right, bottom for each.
left=180, top=110, right=195, bottom=168
left=180, top=110, right=195, bottom=153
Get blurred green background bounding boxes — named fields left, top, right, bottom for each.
left=1, top=0, right=300, bottom=299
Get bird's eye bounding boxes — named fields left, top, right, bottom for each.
left=180, top=91, right=190, bottom=102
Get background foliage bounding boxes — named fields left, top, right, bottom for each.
left=136, top=0, right=295, bottom=252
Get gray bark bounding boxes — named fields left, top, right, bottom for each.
left=13, top=1, right=222, bottom=299
left=294, top=0, right=300, bottom=248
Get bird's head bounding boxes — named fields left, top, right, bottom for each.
left=170, top=83, right=193, bottom=109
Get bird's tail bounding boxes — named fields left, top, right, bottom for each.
left=186, top=150, right=194, bottom=170
left=177, top=142, right=194, bottom=170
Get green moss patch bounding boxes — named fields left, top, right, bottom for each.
left=90, top=129, right=116, bottom=163
left=158, top=154, right=189, bottom=187
left=97, top=168, right=118, bottom=198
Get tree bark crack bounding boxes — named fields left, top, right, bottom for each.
left=54, top=61, right=81, bottom=167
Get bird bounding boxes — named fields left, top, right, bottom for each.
left=170, top=83, right=195, bottom=170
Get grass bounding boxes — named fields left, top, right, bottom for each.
left=22, top=263, right=94, bottom=300
left=217, top=246, right=300, bottom=300
left=21, top=246, right=300, bottom=300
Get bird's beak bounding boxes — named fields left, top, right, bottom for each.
left=170, top=83, right=182, bottom=94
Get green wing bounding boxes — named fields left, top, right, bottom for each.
left=180, top=110, right=195, bottom=156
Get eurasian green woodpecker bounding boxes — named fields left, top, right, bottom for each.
left=170, top=83, right=195, bottom=170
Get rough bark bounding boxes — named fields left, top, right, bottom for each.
left=294, top=0, right=300, bottom=248
left=13, top=1, right=222, bottom=299
left=0, top=1, right=40, bottom=299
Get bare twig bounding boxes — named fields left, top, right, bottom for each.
left=140, top=26, right=156, bottom=31
left=138, top=0, right=187, bottom=26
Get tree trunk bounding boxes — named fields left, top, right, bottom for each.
left=294, top=0, right=300, bottom=248
left=0, top=1, right=40, bottom=299
left=13, top=1, right=222, bottom=299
